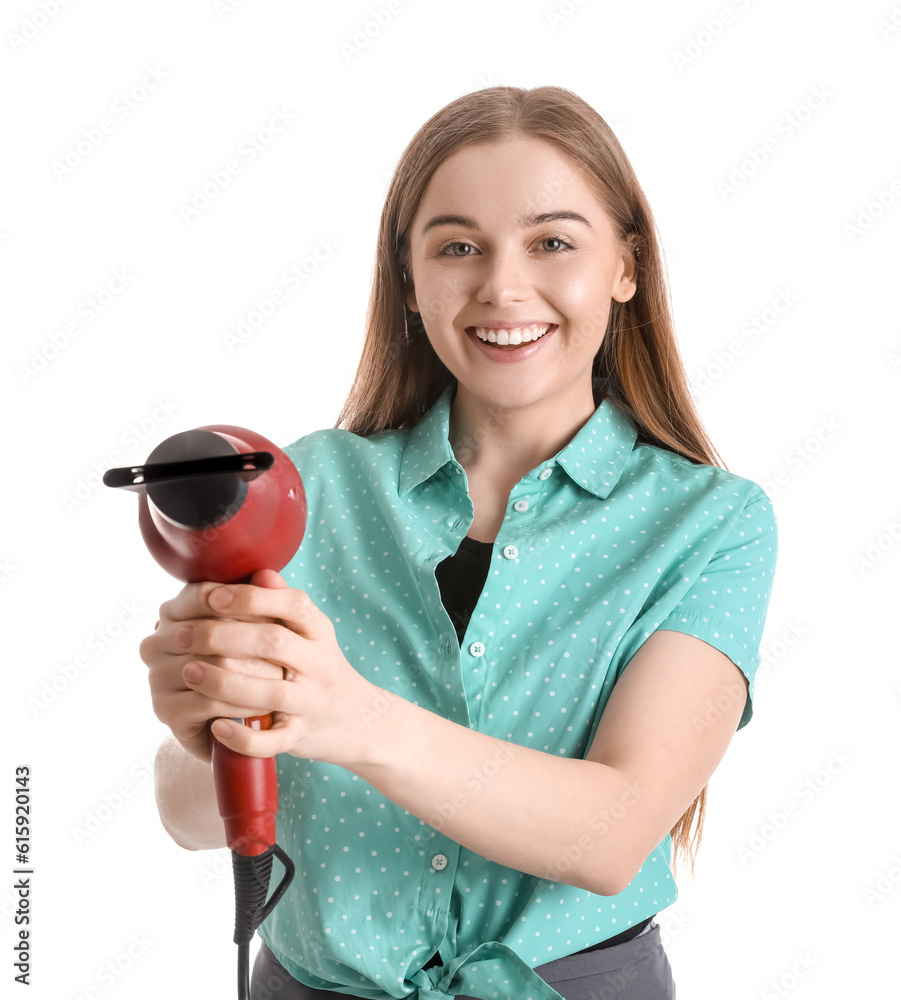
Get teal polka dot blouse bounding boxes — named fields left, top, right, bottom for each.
left=259, top=385, right=778, bottom=999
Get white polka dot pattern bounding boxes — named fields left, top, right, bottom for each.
left=258, top=385, right=779, bottom=998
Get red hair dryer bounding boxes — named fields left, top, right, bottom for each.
left=104, top=425, right=306, bottom=999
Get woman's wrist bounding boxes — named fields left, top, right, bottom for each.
left=346, top=684, right=412, bottom=773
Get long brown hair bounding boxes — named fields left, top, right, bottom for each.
left=336, top=85, right=730, bottom=879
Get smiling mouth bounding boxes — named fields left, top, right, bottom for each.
left=470, top=324, right=554, bottom=346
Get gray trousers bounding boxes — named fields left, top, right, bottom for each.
left=251, top=920, right=676, bottom=999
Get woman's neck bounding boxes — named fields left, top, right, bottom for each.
left=448, top=383, right=597, bottom=487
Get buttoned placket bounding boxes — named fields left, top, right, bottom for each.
left=408, top=476, right=469, bottom=937
left=413, top=465, right=557, bottom=932
left=416, top=467, right=472, bottom=726
left=460, top=465, right=555, bottom=729
left=413, top=831, right=462, bottom=915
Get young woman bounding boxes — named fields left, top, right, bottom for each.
left=143, top=86, right=778, bottom=1000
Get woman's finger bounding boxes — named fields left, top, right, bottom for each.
left=150, top=678, right=279, bottom=731
left=159, top=578, right=287, bottom=626
left=166, top=617, right=304, bottom=675
left=181, top=661, right=300, bottom=717
left=144, top=638, right=287, bottom=684
left=199, top=583, right=332, bottom=641
left=248, top=568, right=288, bottom=590
left=210, top=714, right=305, bottom=758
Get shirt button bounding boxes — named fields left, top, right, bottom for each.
left=502, top=544, right=519, bottom=560
left=469, top=641, right=485, bottom=657
left=539, top=467, right=553, bottom=480
left=513, top=500, right=530, bottom=513
left=431, top=854, right=448, bottom=871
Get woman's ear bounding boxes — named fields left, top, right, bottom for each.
left=403, top=273, right=420, bottom=314
left=613, top=238, right=639, bottom=303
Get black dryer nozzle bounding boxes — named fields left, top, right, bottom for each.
left=102, top=429, right=274, bottom=529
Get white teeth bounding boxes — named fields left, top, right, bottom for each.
left=473, top=324, right=551, bottom=345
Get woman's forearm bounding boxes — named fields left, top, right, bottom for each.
left=153, top=736, right=227, bottom=851
left=350, top=688, right=646, bottom=896
left=167, top=583, right=649, bottom=886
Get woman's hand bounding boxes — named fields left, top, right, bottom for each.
left=140, top=569, right=289, bottom=763
left=140, top=569, right=383, bottom=768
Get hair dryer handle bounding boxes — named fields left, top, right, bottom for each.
left=208, top=568, right=287, bottom=857
left=211, top=717, right=278, bottom=857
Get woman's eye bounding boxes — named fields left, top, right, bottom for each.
left=438, top=242, right=474, bottom=257
left=437, top=237, right=574, bottom=257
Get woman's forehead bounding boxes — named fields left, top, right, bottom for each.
left=411, top=138, right=613, bottom=236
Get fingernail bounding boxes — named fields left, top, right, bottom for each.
left=210, top=587, right=233, bottom=609
left=184, top=662, right=203, bottom=684
left=175, top=625, right=194, bottom=648
left=212, top=720, right=233, bottom=739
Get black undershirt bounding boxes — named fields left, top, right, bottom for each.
left=426, top=536, right=655, bottom=967
left=434, top=533, right=495, bottom=643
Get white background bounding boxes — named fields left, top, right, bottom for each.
left=3, top=1, right=900, bottom=997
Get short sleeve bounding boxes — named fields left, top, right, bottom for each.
left=657, top=493, right=778, bottom=730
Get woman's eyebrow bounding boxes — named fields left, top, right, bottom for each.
left=420, top=210, right=593, bottom=236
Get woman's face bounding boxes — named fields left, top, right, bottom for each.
left=405, top=135, right=637, bottom=418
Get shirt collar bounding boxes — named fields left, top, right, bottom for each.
left=398, top=383, right=638, bottom=500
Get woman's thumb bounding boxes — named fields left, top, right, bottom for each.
left=249, top=568, right=287, bottom=590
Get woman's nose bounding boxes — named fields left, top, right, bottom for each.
left=474, top=246, right=532, bottom=306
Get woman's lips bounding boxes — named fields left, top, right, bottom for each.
left=465, top=324, right=558, bottom=363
